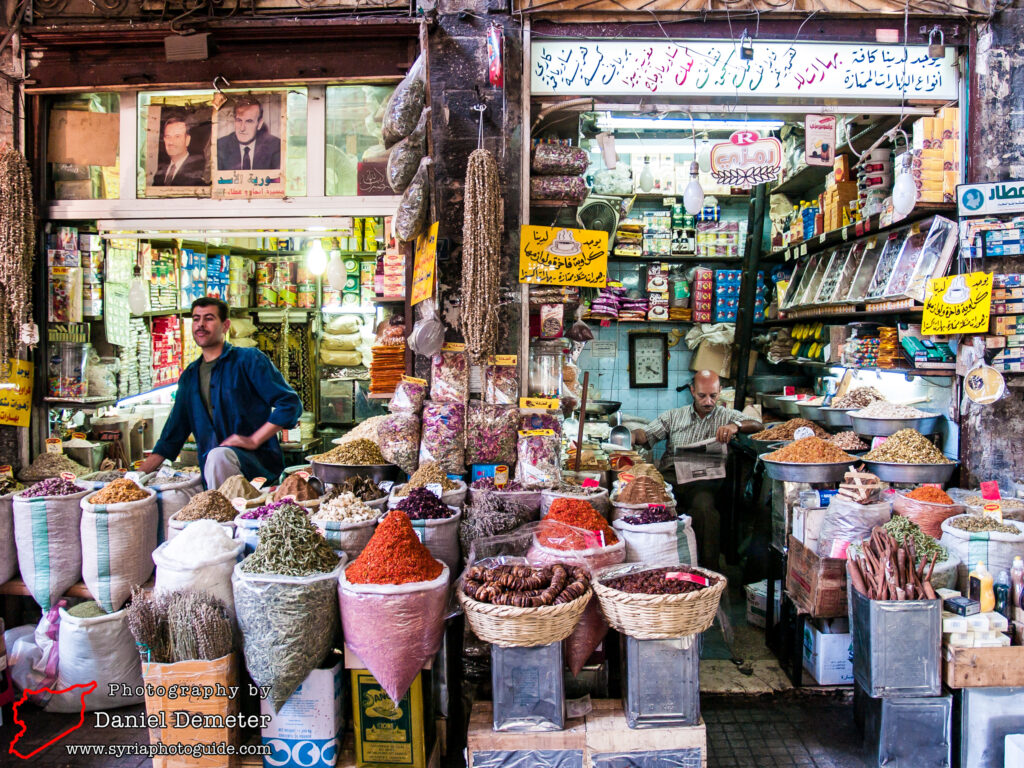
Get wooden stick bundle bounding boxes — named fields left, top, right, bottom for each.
left=846, top=526, right=938, bottom=601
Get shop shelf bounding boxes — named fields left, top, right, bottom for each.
left=762, top=306, right=924, bottom=325
left=530, top=199, right=581, bottom=208
left=608, top=255, right=743, bottom=264
left=0, top=576, right=154, bottom=599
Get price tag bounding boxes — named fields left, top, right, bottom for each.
left=251, top=476, right=267, bottom=490
left=600, top=319, right=611, bottom=327
left=619, top=473, right=636, bottom=484
left=518, top=429, right=556, bottom=437
left=980, top=480, right=1001, bottom=500
left=842, top=227, right=849, bottom=241
left=401, top=375, right=428, bottom=385
left=856, top=222, right=864, bottom=236
left=125, top=471, right=144, bottom=485
left=231, top=496, right=248, bottom=512
left=72, top=432, right=88, bottom=441
left=664, top=571, right=710, bottom=587
left=0, top=465, right=12, bottom=479
left=379, top=480, right=395, bottom=493
left=441, top=342, right=466, bottom=353
left=488, top=355, right=518, bottom=366
left=45, top=437, right=63, bottom=454
left=581, top=478, right=600, bottom=489
left=582, top=530, right=606, bottom=549
left=156, top=466, right=176, bottom=480
left=493, top=465, right=510, bottom=487
left=819, top=233, right=826, bottom=244
left=800, top=244, right=807, bottom=257
left=793, top=426, right=816, bottom=440
left=60, top=471, right=76, bottom=481
left=863, top=219, right=872, bottom=233
left=519, top=398, right=559, bottom=411
left=412, top=523, right=425, bottom=543
left=426, top=482, right=444, bottom=499
left=647, top=503, right=667, bottom=514
left=296, top=471, right=310, bottom=481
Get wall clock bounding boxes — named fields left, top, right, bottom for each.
left=629, top=332, right=668, bottom=388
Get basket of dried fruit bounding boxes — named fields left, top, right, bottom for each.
left=457, top=562, right=593, bottom=647
left=593, top=563, right=727, bottom=639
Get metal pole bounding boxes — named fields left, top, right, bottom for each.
left=734, top=182, right=767, bottom=412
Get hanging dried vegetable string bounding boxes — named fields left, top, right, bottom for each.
left=0, top=149, right=35, bottom=375
left=459, top=147, right=501, bottom=364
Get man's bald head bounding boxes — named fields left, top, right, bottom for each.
left=691, top=370, right=722, bottom=416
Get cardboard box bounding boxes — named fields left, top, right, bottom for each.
left=942, top=645, right=1024, bottom=688
left=792, top=505, right=828, bottom=551
left=261, top=658, right=345, bottom=768
left=803, top=618, right=854, bottom=686
left=786, top=536, right=848, bottom=618
left=744, top=579, right=782, bottom=628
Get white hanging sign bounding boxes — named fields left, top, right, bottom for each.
left=531, top=41, right=957, bottom=101
left=709, top=131, right=782, bottom=187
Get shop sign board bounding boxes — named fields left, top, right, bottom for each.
left=0, top=359, right=33, bottom=428
left=531, top=41, right=957, bottom=101
left=710, top=130, right=782, bottom=187
left=958, top=181, right=1024, bottom=217
left=519, top=225, right=608, bottom=288
left=921, top=272, right=993, bottom=335
left=411, top=222, right=438, bottom=306
left=590, top=340, right=618, bottom=358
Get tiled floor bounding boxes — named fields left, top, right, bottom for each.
left=704, top=698, right=869, bottom=768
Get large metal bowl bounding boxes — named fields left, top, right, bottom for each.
left=797, top=401, right=826, bottom=422
left=849, top=413, right=942, bottom=437
left=820, top=407, right=855, bottom=428
left=861, top=460, right=957, bottom=485
left=775, top=397, right=802, bottom=417
left=585, top=400, right=622, bottom=417
left=761, top=458, right=854, bottom=483
left=306, top=458, right=401, bottom=486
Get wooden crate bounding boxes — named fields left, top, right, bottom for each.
left=466, top=701, right=586, bottom=767
left=584, top=699, right=706, bottom=768
left=786, top=535, right=848, bottom=618
left=943, top=645, right=1024, bottom=688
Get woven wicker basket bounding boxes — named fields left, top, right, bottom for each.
left=593, top=566, right=727, bottom=639
left=457, top=589, right=593, bottom=648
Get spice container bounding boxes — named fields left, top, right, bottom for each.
left=623, top=634, right=701, bottom=729
left=855, top=683, right=952, bottom=768
left=491, top=642, right=565, bottom=732
left=528, top=340, right=564, bottom=399
left=48, top=341, right=90, bottom=398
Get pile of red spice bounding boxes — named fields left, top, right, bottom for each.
left=346, top=510, right=443, bottom=585
left=538, top=499, right=618, bottom=550
left=905, top=486, right=954, bottom=504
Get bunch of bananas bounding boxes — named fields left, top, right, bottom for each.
left=790, top=322, right=829, bottom=361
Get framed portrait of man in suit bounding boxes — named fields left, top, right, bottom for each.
left=144, top=101, right=213, bottom=197
left=212, top=92, right=287, bottom=199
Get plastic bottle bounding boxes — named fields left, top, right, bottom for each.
left=1012, top=556, right=1024, bottom=614
left=995, top=570, right=1011, bottom=619
left=969, top=562, right=995, bottom=614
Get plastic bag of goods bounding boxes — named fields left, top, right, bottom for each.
left=485, top=363, right=519, bottom=405
left=459, top=491, right=534, bottom=561
left=13, top=478, right=90, bottom=609
left=939, top=514, right=1024, bottom=593
left=387, top=107, right=431, bottom=193
left=541, top=484, right=611, bottom=519
left=469, top=478, right=542, bottom=521
left=309, top=492, right=383, bottom=561
left=419, top=402, right=466, bottom=475
left=816, top=496, right=892, bottom=559
left=389, top=461, right=468, bottom=508
left=154, top=519, right=244, bottom=622
left=394, top=157, right=431, bottom=242
left=893, top=487, right=965, bottom=538
left=142, top=469, right=204, bottom=543
left=382, top=53, right=426, bottom=147
left=430, top=349, right=469, bottom=403
left=232, top=506, right=345, bottom=710
left=465, top=402, right=518, bottom=466
left=378, top=412, right=421, bottom=476
left=47, top=604, right=145, bottom=712
left=612, top=507, right=698, bottom=566
left=390, top=487, right=462, bottom=573
left=515, top=430, right=562, bottom=490
left=339, top=511, right=449, bottom=703
left=0, top=480, right=22, bottom=584
left=80, top=480, right=159, bottom=612
left=389, top=376, right=428, bottom=415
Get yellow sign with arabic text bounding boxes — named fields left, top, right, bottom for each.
left=0, top=359, right=33, bottom=428
left=921, top=272, right=993, bottom=335
left=411, top=222, right=439, bottom=306
left=519, top=225, right=608, bottom=288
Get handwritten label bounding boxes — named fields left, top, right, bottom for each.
left=0, top=359, right=33, bottom=428
left=425, top=482, right=444, bottom=499
left=441, top=342, right=466, bottom=353
left=519, top=397, right=560, bottom=410
left=411, top=222, right=438, bottom=306
left=921, top=272, right=993, bottom=335
left=664, top=571, right=711, bottom=587
left=531, top=41, right=958, bottom=101
left=519, top=225, right=608, bottom=288
left=518, top=429, right=557, bottom=437
left=231, top=496, right=248, bottom=512
left=980, top=481, right=1001, bottom=501
left=251, top=476, right=267, bottom=490
left=793, top=426, right=816, bottom=440
left=60, top=471, right=76, bottom=481
left=590, top=340, right=618, bottom=359
left=487, top=355, right=518, bottom=366
left=46, top=437, right=63, bottom=454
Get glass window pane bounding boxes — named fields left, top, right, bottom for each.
left=325, top=85, right=395, bottom=196
left=47, top=93, right=121, bottom=200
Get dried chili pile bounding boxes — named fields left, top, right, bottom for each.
left=603, top=565, right=721, bottom=595
left=539, top=498, right=618, bottom=550
left=905, top=486, right=954, bottom=505
left=347, top=510, right=443, bottom=584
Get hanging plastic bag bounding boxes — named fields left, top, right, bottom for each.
left=465, top=402, right=519, bottom=466
left=387, top=107, right=431, bottom=193
left=390, top=376, right=428, bottom=415
left=408, top=300, right=445, bottom=358
left=515, top=430, right=561, bottom=490
left=565, top=304, right=594, bottom=343
left=419, top=402, right=466, bottom=475
left=430, top=349, right=469, bottom=402
left=382, top=54, right=426, bottom=147
left=394, top=157, right=431, bottom=242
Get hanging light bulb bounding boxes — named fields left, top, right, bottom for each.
left=696, top=135, right=712, bottom=173
left=683, top=161, right=704, bottom=215
left=127, top=266, right=148, bottom=315
left=892, top=173, right=917, bottom=217
left=306, top=238, right=328, bottom=276
left=639, top=157, right=655, bottom=193
left=326, top=250, right=347, bottom=291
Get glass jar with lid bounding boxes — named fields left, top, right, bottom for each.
left=528, top=340, right=565, bottom=399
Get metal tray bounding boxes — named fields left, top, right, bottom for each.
left=821, top=407, right=856, bottom=428
left=861, top=460, right=957, bottom=484
left=775, top=397, right=802, bottom=416
left=849, top=413, right=942, bottom=437
left=306, top=458, right=401, bottom=486
left=761, top=458, right=854, bottom=483
left=797, top=402, right=826, bottom=422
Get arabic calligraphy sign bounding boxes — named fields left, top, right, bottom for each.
left=519, top=225, right=608, bottom=288
left=921, top=272, right=993, bottom=335
left=411, top=222, right=439, bottom=306
left=0, top=359, right=33, bottom=428
left=531, top=41, right=957, bottom=101
left=958, top=181, right=1024, bottom=217
left=710, top=131, right=782, bottom=187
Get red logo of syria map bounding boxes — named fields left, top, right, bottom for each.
left=8, top=681, right=97, bottom=759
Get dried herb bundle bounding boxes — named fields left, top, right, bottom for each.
left=126, top=586, right=233, bottom=663
left=0, top=149, right=34, bottom=375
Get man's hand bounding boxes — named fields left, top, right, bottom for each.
left=716, top=423, right=740, bottom=444
left=138, top=453, right=164, bottom=474
left=631, top=428, right=648, bottom=446
left=221, top=434, right=259, bottom=451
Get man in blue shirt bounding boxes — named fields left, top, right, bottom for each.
left=140, top=297, right=302, bottom=487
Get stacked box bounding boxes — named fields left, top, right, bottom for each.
left=692, top=267, right=714, bottom=323
left=909, top=106, right=961, bottom=203
left=181, top=318, right=200, bottom=364
left=696, top=219, right=743, bottom=260
left=151, top=315, right=182, bottom=387
left=146, top=244, right=178, bottom=312
left=823, top=175, right=858, bottom=231
left=80, top=235, right=105, bottom=317
left=179, top=248, right=207, bottom=306
left=206, top=252, right=229, bottom=302
left=228, top=255, right=252, bottom=308
left=381, top=251, right=405, bottom=299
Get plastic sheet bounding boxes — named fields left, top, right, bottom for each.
left=542, top=488, right=611, bottom=519
left=232, top=560, right=345, bottom=711
left=815, top=496, right=892, bottom=559
left=531, top=144, right=589, bottom=176
left=338, top=564, right=449, bottom=704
